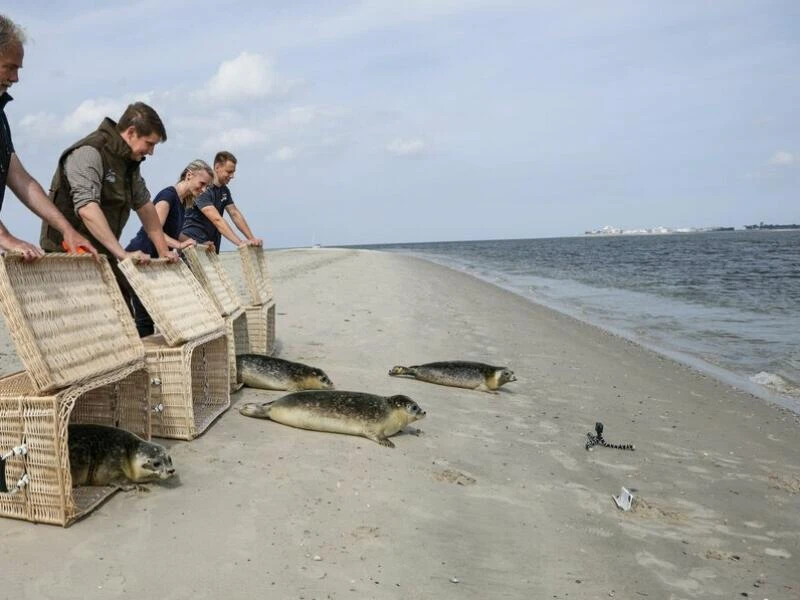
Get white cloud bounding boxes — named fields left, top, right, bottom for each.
left=201, top=52, right=292, bottom=104
left=17, top=112, right=59, bottom=138
left=201, top=127, right=267, bottom=151
left=769, top=151, right=796, bottom=166
left=18, top=93, right=158, bottom=140
left=61, top=98, right=128, bottom=134
left=267, top=146, right=298, bottom=161
left=386, top=137, right=426, bottom=156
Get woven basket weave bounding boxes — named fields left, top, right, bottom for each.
left=144, top=331, right=229, bottom=440
left=0, top=254, right=144, bottom=393
left=0, top=363, right=151, bottom=526
left=118, top=258, right=224, bottom=346
left=232, top=246, right=274, bottom=305
left=182, top=247, right=242, bottom=317
left=234, top=301, right=276, bottom=356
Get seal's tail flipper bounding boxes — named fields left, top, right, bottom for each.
left=239, top=401, right=274, bottom=419
left=388, top=366, right=412, bottom=377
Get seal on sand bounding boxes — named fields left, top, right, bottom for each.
left=389, top=361, right=516, bottom=393
left=239, top=391, right=426, bottom=447
left=236, top=354, right=334, bottom=391
left=68, top=424, right=176, bottom=486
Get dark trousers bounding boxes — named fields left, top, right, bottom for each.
left=109, top=259, right=153, bottom=338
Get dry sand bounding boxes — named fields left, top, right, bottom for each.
left=1, top=247, right=799, bottom=599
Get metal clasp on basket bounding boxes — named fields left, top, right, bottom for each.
left=0, top=444, right=29, bottom=495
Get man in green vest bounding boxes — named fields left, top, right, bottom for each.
left=41, top=102, right=176, bottom=302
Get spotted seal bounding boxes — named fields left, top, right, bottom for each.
left=236, top=354, right=334, bottom=391
left=68, top=424, right=176, bottom=486
left=389, top=361, right=517, bottom=393
left=239, top=391, right=426, bottom=447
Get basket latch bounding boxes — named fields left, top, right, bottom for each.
left=0, top=444, right=29, bottom=495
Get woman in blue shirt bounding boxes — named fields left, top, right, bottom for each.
left=126, top=159, right=213, bottom=336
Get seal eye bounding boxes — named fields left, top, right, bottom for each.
left=152, top=460, right=161, bottom=468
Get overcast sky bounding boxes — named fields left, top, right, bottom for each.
left=3, top=1, right=799, bottom=248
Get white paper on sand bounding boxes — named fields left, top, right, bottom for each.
left=613, top=487, right=634, bottom=511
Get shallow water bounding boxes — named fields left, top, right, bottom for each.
left=351, top=231, right=800, bottom=413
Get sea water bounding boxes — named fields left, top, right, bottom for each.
left=354, top=231, right=800, bottom=413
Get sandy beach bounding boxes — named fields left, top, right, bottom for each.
left=1, top=247, right=799, bottom=599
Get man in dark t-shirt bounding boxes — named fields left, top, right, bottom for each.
left=179, top=150, right=262, bottom=253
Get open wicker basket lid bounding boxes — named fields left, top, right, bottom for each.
left=181, top=246, right=242, bottom=317
left=117, top=258, right=225, bottom=346
left=0, top=253, right=144, bottom=393
left=228, top=246, right=273, bottom=305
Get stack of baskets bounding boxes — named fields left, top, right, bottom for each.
left=181, top=247, right=247, bottom=390
left=0, top=254, right=152, bottom=526
left=223, top=245, right=276, bottom=357
left=118, top=258, right=230, bottom=440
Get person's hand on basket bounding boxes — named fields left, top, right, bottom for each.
left=61, top=229, right=99, bottom=260
left=124, top=250, right=151, bottom=265
left=0, top=232, right=44, bottom=261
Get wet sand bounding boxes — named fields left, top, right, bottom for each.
left=1, top=247, right=799, bottom=599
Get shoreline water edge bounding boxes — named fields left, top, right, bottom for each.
left=351, top=232, right=800, bottom=416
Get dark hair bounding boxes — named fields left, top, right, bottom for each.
left=214, top=151, right=237, bottom=166
left=0, top=14, right=26, bottom=53
left=117, top=102, right=167, bottom=142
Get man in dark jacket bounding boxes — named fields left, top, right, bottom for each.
left=0, top=13, right=97, bottom=260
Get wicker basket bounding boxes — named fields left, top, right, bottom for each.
left=0, top=254, right=144, bottom=393
left=117, top=258, right=224, bottom=345
left=182, top=248, right=253, bottom=390
left=234, top=301, right=276, bottom=356
left=0, top=363, right=151, bottom=526
left=233, top=246, right=274, bottom=305
left=117, top=258, right=233, bottom=435
left=0, top=252, right=152, bottom=526
left=182, top=247, right=242, bottom=317
left=143, top=332, right=229, bottom=440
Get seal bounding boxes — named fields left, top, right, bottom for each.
left=389, top=361, right=517, bottom=393
left=68, top=424, right=176, bottom=486
left=236, top=354, right=334, bottom=391
left=239, top=391, right=426, bottom=447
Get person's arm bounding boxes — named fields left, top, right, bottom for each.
left=137, top=202, right=177, bottom=261
left=0, top=219, right=44, bottom=260
left=6, top=154, right=99, bottom=257
left=77, top=202, right=137, bottom=260
left=225, top=204, right=262, bottom=246
left=199, top=204, right=248, bottom=247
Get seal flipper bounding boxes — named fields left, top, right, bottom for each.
left=239, top=401, right=274, bottom=419
left=365, top=432, right=395, bottom=448
left=388, top=366, right=413, bottom=377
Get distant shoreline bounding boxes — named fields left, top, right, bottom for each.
left=584, top=227, right=800, bottom=236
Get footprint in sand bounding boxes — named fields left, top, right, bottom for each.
left=537, top=420, right=561, bottom=436
left=351, top=526, right=380, bottom=539
left=549, top=448, right=580, bottom=472
left=434, top=468, right=477, bottom=486
left=635, top=551, right=711, bottom=596
left=768, top=471, right=800, bottom=494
